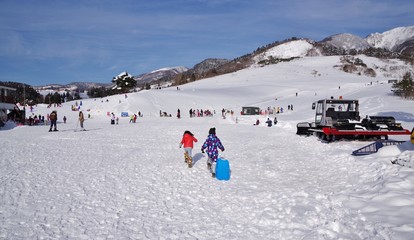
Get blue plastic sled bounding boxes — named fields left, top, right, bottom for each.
left=216, top=158, right=231, bottom=181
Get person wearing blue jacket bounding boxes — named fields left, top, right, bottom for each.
left=201, top=127, right=225, bottom=177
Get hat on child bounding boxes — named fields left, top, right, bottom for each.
left=209, top=127, right=216, bottom=135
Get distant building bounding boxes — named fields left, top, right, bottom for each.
left=241, top=106, right=260, bottom=115
left=0, top=85, right=16, bottom=108
left=0, top=85, right=24, bottom=125
left=388, top=79, right=398, bottom=84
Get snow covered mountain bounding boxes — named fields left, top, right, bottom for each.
left=395, top=38, right=414, bottom=55
left=131, top=66, right=189, bottom=89
left=190, top=58, right=230, bottom=76
left=366, top=26, right=414, bottom=51
left=185, top=26, right=414, bottom=82
left=316, top=26, right=414, bottom=57
left=320, top=33, right=371, bottom=51
left=34, top=82, right=110, bottom=93
left=133, top=66, right=188, bottom=83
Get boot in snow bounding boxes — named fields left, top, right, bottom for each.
left=184, top=152, right=192, bottom=168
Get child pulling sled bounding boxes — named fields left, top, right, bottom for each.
left=201, top=128, right=225, bottom=177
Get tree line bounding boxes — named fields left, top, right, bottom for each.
left=0, top=81, right=84, bottom=105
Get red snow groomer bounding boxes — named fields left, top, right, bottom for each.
left=296, top=98, right=411, bottom=142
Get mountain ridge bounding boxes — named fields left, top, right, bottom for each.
left=32, top=25, right=414, bottom=91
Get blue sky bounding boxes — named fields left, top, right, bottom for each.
left=1, top=0, right=413, bottom=86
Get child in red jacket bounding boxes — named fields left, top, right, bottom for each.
left=179, top=130, right=198, bottom=167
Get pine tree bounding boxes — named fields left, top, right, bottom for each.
left=392, top=72, right=414, bottom=99
left=111, top=72, right=137, bottom=93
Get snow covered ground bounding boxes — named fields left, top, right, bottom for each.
left=1, top=55, right=414, bottom=239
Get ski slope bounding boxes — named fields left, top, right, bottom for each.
left=1, top=56, right=414, bottom=239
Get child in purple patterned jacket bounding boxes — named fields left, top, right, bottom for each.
left=201, top=127, right=225, bottom=177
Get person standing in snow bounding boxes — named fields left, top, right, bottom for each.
left=111, top=112, right=115, bottom=125
left=177, top=108, right=181, bottom=119
left=49, top=110, right=58, bottom=132
left=179, top=130, right=198, bottom=168
left=201, top=128, right=225, bottom=177
left=79, top=111, right=85, bottom=130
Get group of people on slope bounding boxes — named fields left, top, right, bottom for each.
left=254, top=116, right=278, bottom=127
left=47, top=110, right=86, bottom=132
left=179, top=127, right=225, bottom=178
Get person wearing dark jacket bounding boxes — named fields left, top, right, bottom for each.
left=201, top=128, right=225, bottom=177
left=266, top=118, right=272, bottom=127
left=49, top=110, right=58, bottom=132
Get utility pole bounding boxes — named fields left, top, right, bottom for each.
left=22, top=83, right=26, bottom=125
left=23, top=84, right=26, bottom=108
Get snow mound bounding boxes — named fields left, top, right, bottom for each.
left=377, top=141, right=414, bottom=157
left=388, top=141, right=414, bottom=168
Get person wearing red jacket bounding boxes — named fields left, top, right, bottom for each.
left=179, top=130, right=198, bottom=167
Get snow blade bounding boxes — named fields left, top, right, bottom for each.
left=352, top=140, right=405, bottom=156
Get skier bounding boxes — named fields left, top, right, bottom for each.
left=179, top=130, right=198, bottom=168
left=273, top=117, right=278, bottom=125
left=177, top=108, right=181, bottom=119
left=79, top=111, right=85, bottom=130
left=49, top=110, right=58, bottom=132
left=201, top=128, right=225, bottom=177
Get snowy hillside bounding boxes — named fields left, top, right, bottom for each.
left=254, top=39, right=314, bottom=63
left=366, top=26, right=414, bottom=50
left=1, top=55, right=414, bottom=239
